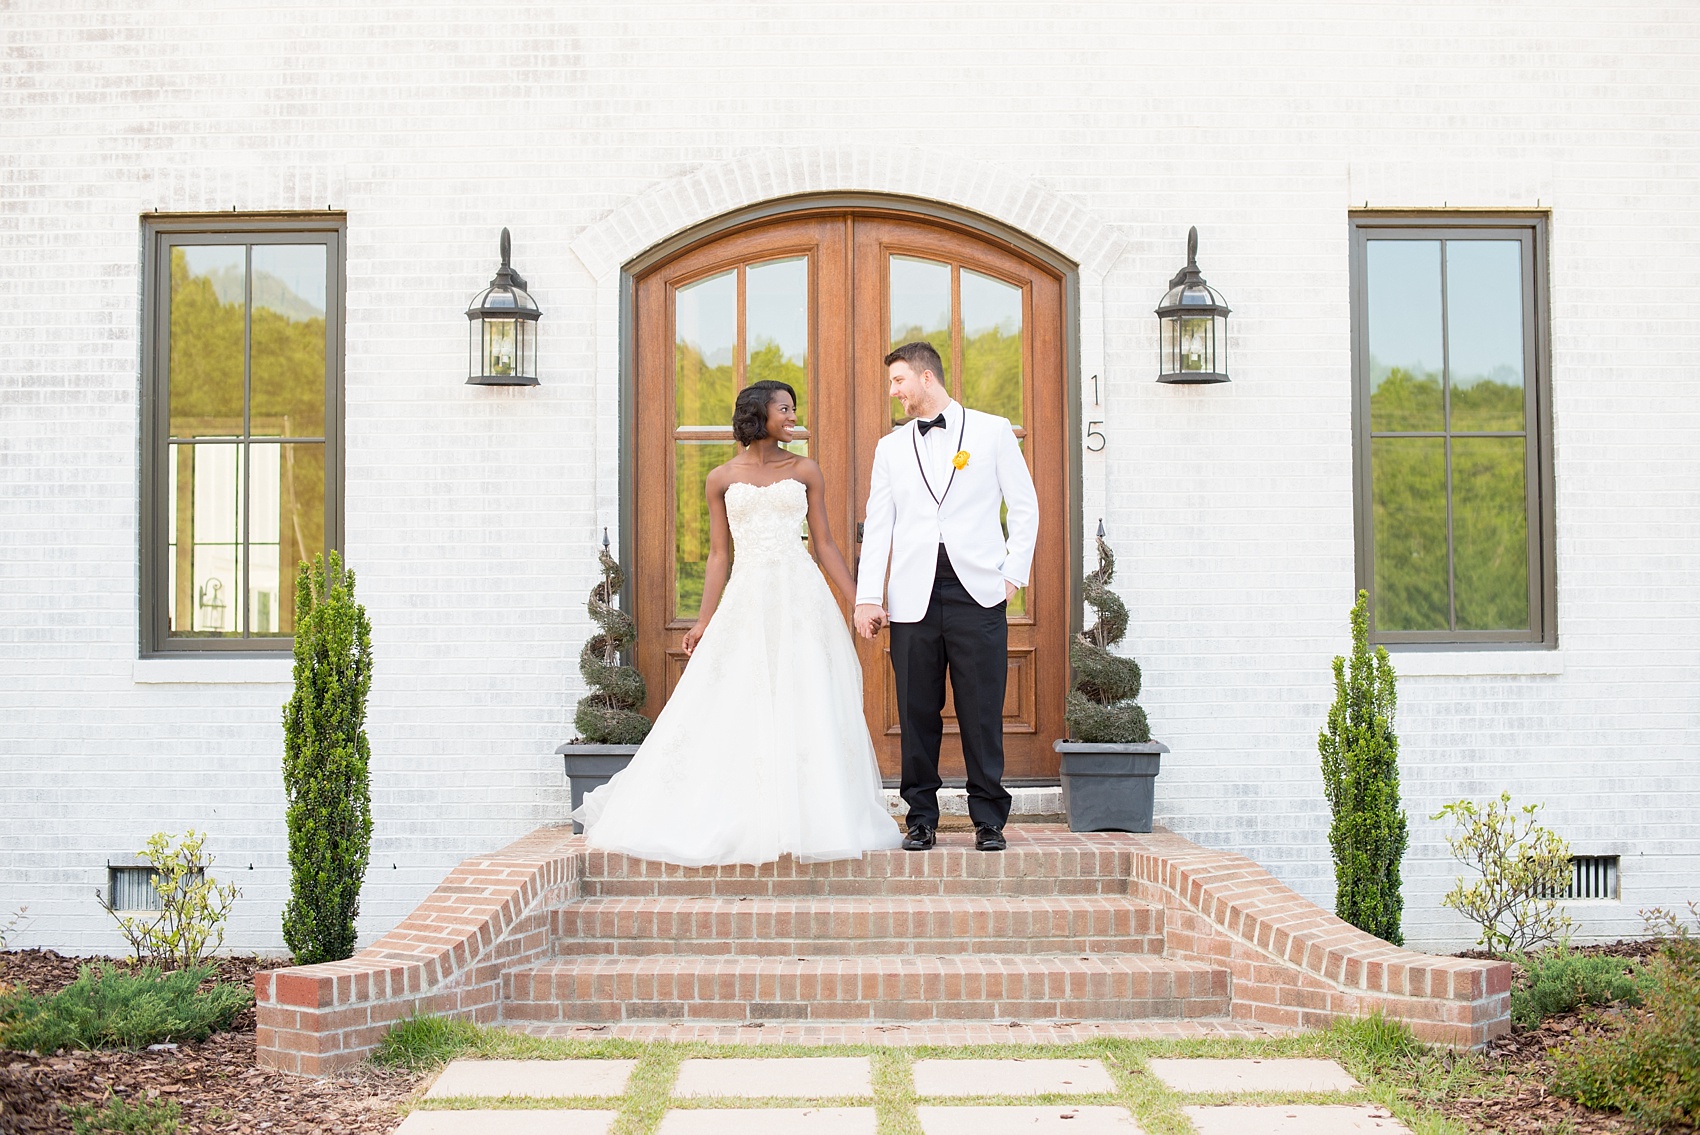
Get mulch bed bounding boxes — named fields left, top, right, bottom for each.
left=0, top=951, right=419, bottom=1134
left=1434, top=940, right=1696, bottom=1135
left=3, top=941, right=1690, bottom=1134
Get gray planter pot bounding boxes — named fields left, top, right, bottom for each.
left=1053, top=740, right=1168, bottom=834
left=556, top=742, right=639, bottom=833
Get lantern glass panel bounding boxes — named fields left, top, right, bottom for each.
left=469, top=316, right=481, bottom=377
left=1180, top=316, right=1213, bottom=372
left=486, top=318, right=518, bottom=378
left=518, top=318, right=536, bottom=380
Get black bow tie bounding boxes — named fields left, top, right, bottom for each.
left=916, top=413, right=948, bottom=436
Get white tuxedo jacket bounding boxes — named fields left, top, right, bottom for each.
left=856, top=405, right=1040, bottom=623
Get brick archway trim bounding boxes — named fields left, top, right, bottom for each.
left=569, top=147, right=1125, bottom=281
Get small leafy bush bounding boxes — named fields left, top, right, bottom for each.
left=95, top=831, right=238, bottom=969
left=65, top=1095, right=181, bottom=1135
left=1511, top=948, right=1643, bottom=1027
left=0, top=963, right=251, bottom=1053
left=371, top=1012, right=480, bottom=1071
left=1432, top=791, right=1574, bottom=953
left=0, top=905, right=27, bottom=948
left=1554, top=905, right=1700, bottom=1128
left=1318, top=590, right=1407, bottom=945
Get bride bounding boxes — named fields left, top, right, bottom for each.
left=572, top=380, right=902, bottom=865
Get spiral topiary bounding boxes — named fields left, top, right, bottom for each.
left=574, top=536, right=652, bottom=745
left=1066, top=529, right=1151, bottom=743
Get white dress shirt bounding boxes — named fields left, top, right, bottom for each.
left=916, top=399, right=963, bottom=502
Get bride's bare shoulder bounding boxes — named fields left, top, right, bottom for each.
left=704, top=460, right=743, bottom=494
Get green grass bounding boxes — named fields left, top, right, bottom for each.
left=377, top=1015, right=1503, bottom=1135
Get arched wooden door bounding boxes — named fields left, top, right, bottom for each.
left=631, top=207, right=1070, bottom=783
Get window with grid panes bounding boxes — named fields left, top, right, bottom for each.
left=1350, top=216, right=1553, bottom=646
left=141, top=217, right=344, bottom=653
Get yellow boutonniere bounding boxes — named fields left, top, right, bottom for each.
left=953, top=450, right=971, bottom=470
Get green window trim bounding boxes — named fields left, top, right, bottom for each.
left=139, top=214, right=346, bottom=656
left=1349, top=213, right=1556, bottom=647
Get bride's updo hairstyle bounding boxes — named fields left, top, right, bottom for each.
left=732, top=380, right=797, bottom=446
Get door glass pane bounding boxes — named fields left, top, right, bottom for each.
left=1447, top=241, right=1525, bottom=432
left=746, top=256, right=809, bottom=428
left=169, top=245, right=247, bottom=439
left=1366, top=241, right=1444, bottom=433
left=1452, top=437, right=1529, bottom=630
left=172, top=441, right=245, bottom=637
left=1371, top=436, right=1448, bottom=631
left=675, top=270, right=737, bottom=428
left=889, top=255, right=951, bottom=425
left=675, top=440, right=735, bottom=620
left=250, top=244, right=328, bottom=438
left=961, top=268, right=1023, bottom=426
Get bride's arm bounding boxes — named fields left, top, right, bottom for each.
left=799, top=461, right=858, bottom=604
left=683, top=472, right=733, bottom=655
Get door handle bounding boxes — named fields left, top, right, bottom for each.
left=857, top=522, right=864, bottom=542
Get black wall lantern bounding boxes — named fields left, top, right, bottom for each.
left=465, top=227, right=541, bottom=386
left=1156, top=226, right=1230, bottom=384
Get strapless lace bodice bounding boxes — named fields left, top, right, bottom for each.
left=725, top=479, right=810, bottom=565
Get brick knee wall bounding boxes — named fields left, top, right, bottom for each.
left=1127, top=833, right=1511, bottom=1046
left=255, top=827, right=1511, bottom=1075
left=254, top=825, right=582, bottom=1074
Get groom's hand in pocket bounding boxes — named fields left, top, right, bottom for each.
left=854, top=604, right=886, bottom=639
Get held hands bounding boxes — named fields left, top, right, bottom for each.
left=853, top=603, right=887, bottom=639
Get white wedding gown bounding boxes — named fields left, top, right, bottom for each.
left=573, top=478, right=902, bottom=866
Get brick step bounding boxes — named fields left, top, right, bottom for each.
left=551, top=896, right=1166, bottom=956
left=579, top=844, right=1135, bottom=898
left=501, top=954, right=1230, bottom=1024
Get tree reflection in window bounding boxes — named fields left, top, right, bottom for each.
left=1365, top=237, right=1532, bottom=636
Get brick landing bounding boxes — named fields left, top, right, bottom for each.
left=254, top=827, right=1511, bottom=1075
left=511, top=1020, right=1295, bottom=1044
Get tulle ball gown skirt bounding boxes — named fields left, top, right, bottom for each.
left=573, top=479, right=901, bottom=866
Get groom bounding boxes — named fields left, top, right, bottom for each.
left=855, top=342, right=1040, bottom=853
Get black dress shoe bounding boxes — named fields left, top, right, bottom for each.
left=974, top=824, right=1007, bottom=852
left=902, top=824, right=936, bottom=851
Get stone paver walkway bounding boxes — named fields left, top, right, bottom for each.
left=673, top=1056, right=873, bottom=1097
left=1147, top=1057, right=1362, bottom=1093
left=1184, top=1105, right=1411, bottom=1134
left=913, top=1058, right=1116, bottom=1097
left=424, top=1058, right=637, bottom=1098
left=918, top=1106, right=1144, bottom=1133
left=405, top=1052, right=1410, bottom=1134
left=655, top=1109, right=877, bottom=1134
left=396, top=1112, right=618, bottom=1134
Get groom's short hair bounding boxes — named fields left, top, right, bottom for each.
left=884, top=341, right=945, bottom=383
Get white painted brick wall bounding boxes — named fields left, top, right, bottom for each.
left=2, top=1, right=1696, bottom=955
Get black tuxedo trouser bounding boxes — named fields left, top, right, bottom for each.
left=889, top=545, right=1012, bottom=831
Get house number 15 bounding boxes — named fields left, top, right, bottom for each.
left=1085, top=375, right=1105, bottom=451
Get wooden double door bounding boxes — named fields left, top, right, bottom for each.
left=631, top=208, right=1070, bottom=782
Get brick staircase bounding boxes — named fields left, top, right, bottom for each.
left=504, top=848, right=1227, bottom=1025
left=254, top=827, right=1513, bottom=1075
